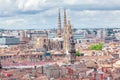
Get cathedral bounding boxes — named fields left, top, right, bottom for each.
left=34, top=8, right=73, bottom=53
left=33, top=8, right=76, bottom=63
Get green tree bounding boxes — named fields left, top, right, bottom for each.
left=89, top=43, right=103, bottom=50
left=76, top=51, right=81, bottom=56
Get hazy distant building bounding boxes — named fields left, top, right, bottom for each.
left=20, top=30, right=30, bottom=44
left=115, top=33, right=120, bottom=40
left=26, top=30, right=48, bottom=40
left=48, top=33, right=56, bottom=38
left=20, top=31, right=26, bottom=41
left=97, top=30, right=102, bottom=39
left=73, top=32, right=86, bottom=40
left=0, top=36, right=19, bottom=45
left=96, top=29, right=107, bottom=42
left=76, top=38, right=97, bottom=43
left=114, top=29, right=120, bottom=41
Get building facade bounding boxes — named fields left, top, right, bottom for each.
left=0, top=36, right=20, bottom=45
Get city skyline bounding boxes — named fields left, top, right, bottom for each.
left=0, top=0, right=120, bottom=29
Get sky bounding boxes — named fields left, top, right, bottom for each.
left=0, top=0, right=120, bottom=29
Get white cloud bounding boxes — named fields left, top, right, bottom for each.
left=0, top=0, right=119, bottom=15
left=68, top=9, right=120, bottom=18
left=41, top=8, right=58, bottom=17
left=63, top=0, right=120, bottom=6
left=65, top=9, right=120, bottom=28
left=0, top=0, right=120, bottom=29
left=63, top=0, right=99, bottom=5
left=16, top=0, right=47, bottom=11
left=0, top=0, right=17, bottom=11
left=4, top=18, right=26, bottom=25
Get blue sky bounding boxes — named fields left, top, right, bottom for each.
left=0, top=0, right=120, bottom=29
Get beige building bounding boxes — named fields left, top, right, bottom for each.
left=34, top=36, right=49, bottom=50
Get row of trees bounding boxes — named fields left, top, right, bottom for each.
left=89, top=43, right=103, bottom=50
left=75, top=43, right=103, bottom=57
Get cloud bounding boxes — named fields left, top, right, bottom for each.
left=0, top=0, right=120, bottom=17
left=63, top=0, right=99, bottom=5
left=65, top=9, right=120, bottom=28
left=6, top=19, right=25, bottom=25
left=0, top=18, right=26, bottom=27
left=0, top=0, right=120, bottom=29
left=16, top=0, right=46, bottom=11
left=0, top=11, right=13, bottom=17
left=0, top=0, right=55, bottom=16
left=63, top=0, right=120, bottom=6
left=63, top=0, right=120, bottom=11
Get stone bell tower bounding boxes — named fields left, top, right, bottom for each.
left=69, top=36, right=76, bottom=64
left=63, top=16, right=73, bottom=55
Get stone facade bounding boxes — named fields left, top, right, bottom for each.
left=34, top=36, right=49, bottom=51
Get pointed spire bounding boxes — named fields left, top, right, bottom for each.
left=67, top=16, right=72, bottom=35
left=64, top=8, right=67, bottom=26
left=68, top=17, right=71, bottom=24
left=57, top=8, right=61, bottom=37
left=63, top=8, right=67, bottom=35
left=58, top=8, right=61, bottom=29
left=67, top=16, right=71, bottom=28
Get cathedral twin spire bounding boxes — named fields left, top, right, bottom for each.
left=56, top=8, right=75, bottom=64
left=57, top=8, right=72, bottom=37
left=57, top=8, right=73, bottom=55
